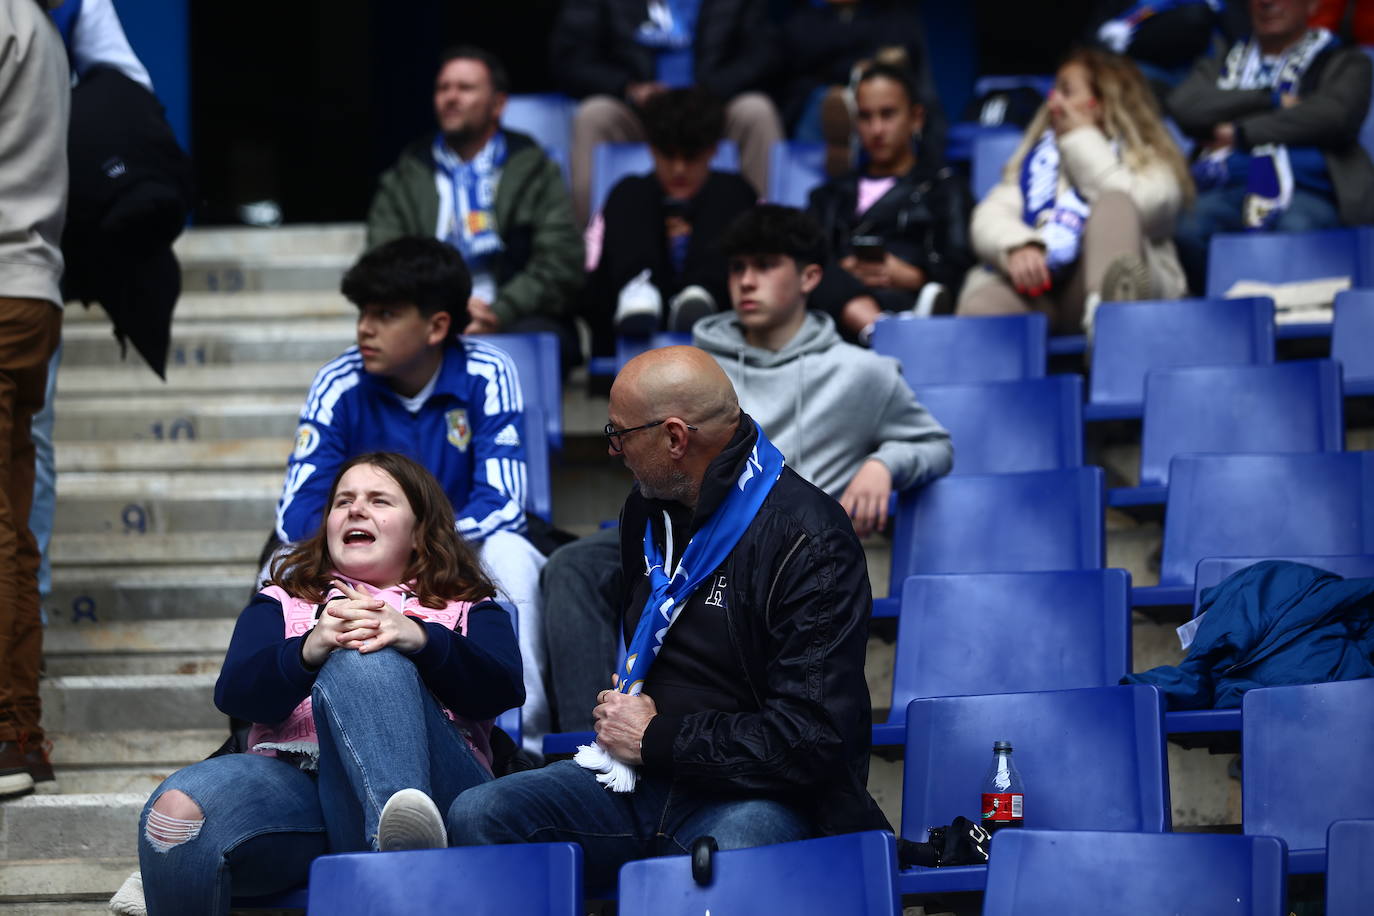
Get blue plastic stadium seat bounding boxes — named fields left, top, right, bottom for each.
left=1327, top=819, right=1374, bottom=915
left=873, top=570, right=1131, bottom=746
left=1206, top=229, right=1364, bottom=338
left=1243, top=679, right=1374, bottom=873
left=306, top=843, right=582, bottom=915
left=870, top=313, right=1047, bottom=387
left=614, top=331, right=692, bottom=371
left=876, top=466, right=1104, bottom=618
left=915, top=376, right=1082, bottom=476
left=898, top=685, right=1170, bottom=895
left=1086, top=297, right=1275, bottom=421
left=1333, top=288, right=1374, bottom=396
left=501, top=93, right=577, bottom=182
left=1109, top=360, right=1344, bottom=507
left=970, top=129, right=1022, bottom=201
left=521, top=404, right=552, bottom=524
left=1133, top=453, right=1374, bottom=607
left=485, top=332, right=563, bottom=450
left=766, top=140, right=825, bottom=208
left=982, top=830, right=1287, bottom=916
left=618, top=831, right=900, bottom=916
left=494, top=600, right=522, bottom=746
left=590, top=140, right=740, bottom=216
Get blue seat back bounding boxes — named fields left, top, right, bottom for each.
left=902, top=685, right=1170, bottom=841
left=1327, top=819, right=1374, bottom=915
left=1089, top=298, right=1275, bottom=416
left=1139, top=360, right=1344, bottom=489
left=766, top=140, right=825, bottom=207
left=614, top=331, right=692, bottom=374
left=870, top=313, right=1047, bottom=387
left=970, top=129, right=1022, bottom=200
left=522, top=404, right=552, bottom=523
left=494, top=600, right=521, bottom=744
left=1333, top=288, right=1374, bottom=388
left=307, top=843, right=582, bottom=915
left=1160, top=453, right=1374, bottom=589
left=889, top=467, right=1104, bottom=595
left=485, top=332, right=563, bottom=450
left=982, top=830, right=1287, bottom=916
left=590, top=140, right=740, bottom=216
left=888, top=570, right=1131, bottom=728
left=1359, top=47, right=1374, bottom=164
left=1243, top=679, right=1374, bottom=855
left=1205, top=229, right=1363, bottom=299
left=1193, top=555, right=1374, bottom=614
left=502, top=93, right=575, bottom=178
left=618, top=831, right=900, bottom=916
left=915, top=376, right=1083, bottom=475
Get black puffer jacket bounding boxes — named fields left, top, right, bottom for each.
left=550, top=0, right=779, bottom=101
left=618, top=416, right=890, bottom=837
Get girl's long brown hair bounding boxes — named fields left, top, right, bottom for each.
left=266, top=452, right=495, bottom=608
left=1004, top=48, right=1195, bottom=207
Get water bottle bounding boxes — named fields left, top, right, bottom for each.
left=980, top=740, right=1024, bottom=833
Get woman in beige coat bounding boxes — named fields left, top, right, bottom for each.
left=957, top=49, right=1193, bottom=333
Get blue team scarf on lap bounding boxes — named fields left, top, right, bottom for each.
left=575, top=420, right=785, bottom=791
left=433, top=130, right=507, bottom=269
left=1020, top=130, right=1092, bottom=275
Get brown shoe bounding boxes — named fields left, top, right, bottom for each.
left=18, top=733, right=56, bottom=794
left=0, top=741, right=35, bottom=799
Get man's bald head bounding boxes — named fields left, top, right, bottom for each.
left=609, top=346, right=742, bottom=506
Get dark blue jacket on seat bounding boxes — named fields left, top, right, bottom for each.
left=1125, top=561, right=1374, bottom=709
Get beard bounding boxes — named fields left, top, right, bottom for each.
left=636, top=466, right=695, bottom=504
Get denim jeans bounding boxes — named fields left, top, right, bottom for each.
left=28, top=342, right=57, bottom=626
left=446, top=759, right=810, bottom=893
left=138, top=647, right=492, bottom=915
left=540, top=528, right=622, bottom=732
left=1174, top=184, right=1342, bottom=294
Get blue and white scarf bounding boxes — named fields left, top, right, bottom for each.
left=433, top=130, right=507, bottom=272
left=635, top=0, right=701, bottom=88
left=1193, top=28, right=1334, bottom=229
left=1020, top=130, right=1093, bottom=275
left=1097, top=0, right=1223, bottom=53
left=575, top=420, right=785, bottom=791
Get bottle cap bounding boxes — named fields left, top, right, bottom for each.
left=993, top=740, right=1013, bottom=752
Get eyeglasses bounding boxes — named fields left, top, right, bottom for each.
left=604, top=419, right=698, bottom=453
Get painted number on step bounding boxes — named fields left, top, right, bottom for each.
left=150, top=418, right=196, bottom=441
left=172, top=345, right=207, bottom=366
left=72, top=596, right=97, bottom=623
left=205, top=267, right=245, bottom=293
left=122, top=504, right=148, bottom=534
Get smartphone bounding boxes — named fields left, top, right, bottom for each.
left=850, top=234, right=887, bottom=263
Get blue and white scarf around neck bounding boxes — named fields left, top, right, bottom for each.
left=1020, top=130, right=1093, bottom=275
left=1193, top=27, right=1334, bottom=229
left=575, top=420, right=785, bottom=791
left=433, top=130, right=507, bottom=269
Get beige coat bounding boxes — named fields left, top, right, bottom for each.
left=963, top=125, right=1187, bottom=302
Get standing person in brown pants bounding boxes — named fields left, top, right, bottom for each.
left=0, top=0, right=70, bottom=798
left=957, top=49, right=1192, bottom=334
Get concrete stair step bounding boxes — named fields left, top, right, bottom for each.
left=56, top=361, right=318, bottom=398
left=173, top=222, right=364, bottom=260
left=59, top=319, right=354, bottom=369
left=48, top=730, right=225, bottom=768
left=49, top=766, right=177, bottom=797
left=47, top=564, right=254, bottom=627
left=0, top=857, right=136, bottom=907
left=43, top=620, right=232, bottom=678
left=52, top=532, right=264, bottom=566
left=0, top=794, right=144, bottom=860
left=57, top=439, right=289, bottom=474
left=40, top=674, right=221, bottom=733
left=53, top=394, right=299, bottom=442
left=179, top=258, right=353, bottom=294
left=63, top=291, right=352, bottom=325
left=53, top=471, right=279, bottom=537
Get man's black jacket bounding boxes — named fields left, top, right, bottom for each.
left=617, top=416, right=891, bottom=836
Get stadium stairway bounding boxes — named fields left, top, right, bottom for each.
left=1, top=223, right=1328, bottom=912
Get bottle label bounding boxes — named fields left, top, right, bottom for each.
left=981, top=792, right=1024, bottom=822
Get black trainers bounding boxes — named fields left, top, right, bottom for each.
left=0, top=741, right=35, bottom=799
left=19, top=733, right=56, bottom=794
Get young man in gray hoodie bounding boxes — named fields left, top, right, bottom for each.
left=542, top=204, right=951, bottom=733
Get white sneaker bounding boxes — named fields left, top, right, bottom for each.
left=614, top=269, right=663, bottom=337
left=913, top=282, right=950, bottom=318
left=108, top=870, right=147, bottom=916
left=667, top=285, right=716, bottom=333
left=377, top=788, right=447, bottom=852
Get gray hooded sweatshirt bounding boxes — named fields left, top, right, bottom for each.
left=693, top=310, right=953, bottom=499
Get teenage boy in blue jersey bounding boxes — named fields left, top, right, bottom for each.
left=272, top=236, right=548, bottom=752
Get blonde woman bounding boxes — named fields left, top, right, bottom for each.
left=957, top=49, right=1193, bottom=333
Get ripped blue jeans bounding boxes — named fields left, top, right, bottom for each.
left=137, top=648, right=492, bottom=915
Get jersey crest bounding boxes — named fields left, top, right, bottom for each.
left=446, top=408, right=471, bottom=452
